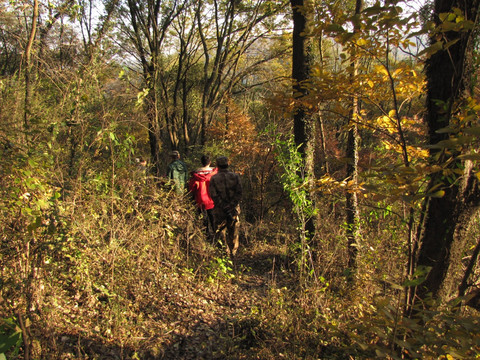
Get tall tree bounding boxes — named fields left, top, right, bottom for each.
left=196, top=0, right=287, bottom=145
left=345, top=0, right=362, bottom=270
left=121, top=0, right=287, bottom=169
left=124, top=0, right=184, bottom=175
left=414, top=0, right=480, bottom=306
left=291, top=0, right=316, bottom=241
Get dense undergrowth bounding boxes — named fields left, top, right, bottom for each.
left=1, top=141, right=479, bottom=360
left=2, top=0, right=480, bottom=357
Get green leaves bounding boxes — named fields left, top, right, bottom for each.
left=403, top=265, right=432, bottom=287
left=275, top=135, right=316, bottom=219
left=418, top=7, right=475, bottom=58
left=207, top=257, right=235, bottom=283
left=0, top=318, right=22, bottom=359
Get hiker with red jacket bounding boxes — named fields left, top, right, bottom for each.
left=189, top=155, right=217, bottom=238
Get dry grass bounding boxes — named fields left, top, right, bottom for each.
left=1, top=157, right=479, bottom=360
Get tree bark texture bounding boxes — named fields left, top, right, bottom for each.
left=24, top=0, right=39, bottom=135
left=415, top=0, right=480, bottom=304
left=345, top=0, right=362, bottom=270
left=127, top=0, right=180, bottom=174
left=291, top=0, right=310, bottom=155
left=291, top=0, right=316, bottom=238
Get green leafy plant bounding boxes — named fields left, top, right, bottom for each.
left=347, top=294, right=480, bottom=359
left=274, top=133, right=317, bottom=283
left=0, top=317, right=22, bottom=360
left=207, top=256, right=235, bottom=283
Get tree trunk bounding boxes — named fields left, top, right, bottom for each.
left=317, top=113, right=329, bottom=174
left=127, top=0, right=170, bottom=176
left=345, top=0, right=362, bottom=270
left=24, top=0, right=39, bottom=137
left=291, top=0, right=315, bottom=239
left=417, top=162, right=480, bottom=301
left=345, top=124, right=359, bottom=269
left=459, top=233, right=480, bottom=297
left=414, top=0, right=480, bottom=306
left=291, top=0, right=311, bottom=155
left=147, top=100, right=162, bottom=176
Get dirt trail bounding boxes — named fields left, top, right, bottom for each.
left=156, top=248, right=289, bottom=359
left=56, top=247, right=290, bottom=360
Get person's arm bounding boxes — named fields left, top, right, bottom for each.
left=188, top=176, right=197, bottom=193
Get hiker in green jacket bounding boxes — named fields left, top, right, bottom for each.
left=167, top=150, right=188, bottom=194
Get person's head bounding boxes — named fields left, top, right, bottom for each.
left=201, top=155, right=211, bottom=167
left=216, top=156, right=229, bottom=169
left=170, top=150, right=180, bottom=160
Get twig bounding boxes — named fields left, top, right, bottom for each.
left=16, top=312, right=30, bottom=360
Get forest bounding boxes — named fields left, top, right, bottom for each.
left=1, top=0, right=480, bottom=358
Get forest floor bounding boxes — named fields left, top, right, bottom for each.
left=155, top=245, right=290, bottom=360
left=53, top=243, right=297, bottom=360
left=164, top=246, right=290, bottom=359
